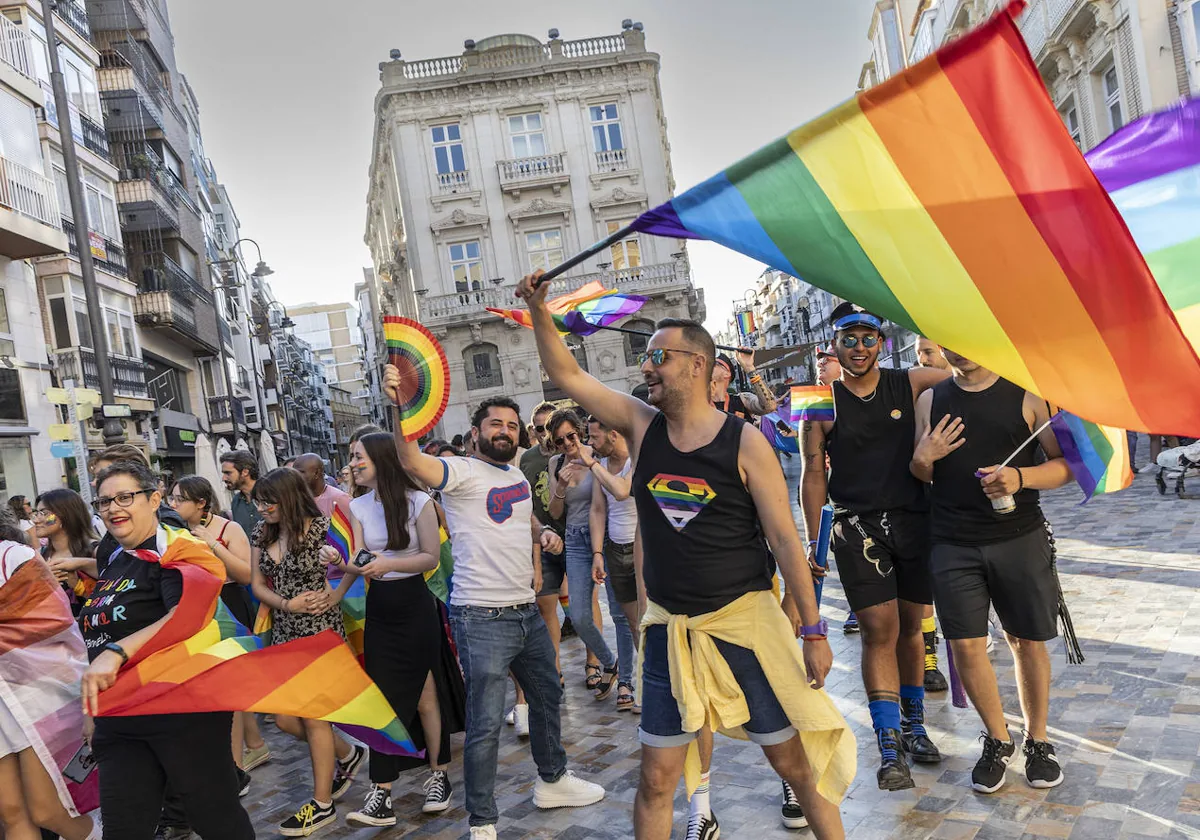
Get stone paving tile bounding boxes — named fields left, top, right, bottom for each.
left=238, top=463, right=1200, bottom=839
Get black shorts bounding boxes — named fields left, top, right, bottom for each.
left=537, top=550, right=565, bottom=597
left=930, top=523, right=1059, bottom=642
left=831, top=509, right=932, bottom=611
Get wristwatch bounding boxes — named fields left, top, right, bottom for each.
left=800, top=619, right=828, bottom=640
left=103, top=642, right=129, bottom=664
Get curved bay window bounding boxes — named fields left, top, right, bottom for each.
left=623, top=318, right=655, bottom=367
left=464, top=343, right=503, bottom=391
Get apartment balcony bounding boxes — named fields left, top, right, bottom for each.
left=54, top=347, right=151, bottom=400
left=594, top=149, right=629, bottom=173
left=435, top=170, right=472, bottom=195
left=61, top=218, right=128, bottom=278
left=39, top=85, right=111, bottom=161
left=496, top=152, right=569, bottom=197
left=56, top=0, right=91, bottom=40
left=0, top=15, right=41, bottom=104
left=115, top=163, right=180, bottom=233
left=88, top=0, right=172, bottom=58
left=206, top=396, right=246, bottom=434
left=0, top=154, right=68, bottom=258
left=134, top=255, right=217, bottom=353
left=465, top=369, right=504, bottom=391
left=217, top=317, right=232, bottom=351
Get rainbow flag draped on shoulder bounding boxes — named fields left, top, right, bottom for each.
left=97, top=526, right=419, bottom=756
left=628, top=1, right=1200, bottom=436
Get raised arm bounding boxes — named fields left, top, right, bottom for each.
left=381, top=393, right=448, bottom=490
left=516, top=270, right=655, bottom=443
left=577, top=446, right=632, bottom=501
left=735, top=348, right=776, bottom=415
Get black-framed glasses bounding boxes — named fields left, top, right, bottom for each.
left=93, top=489, right=154, bottom=512
left=839, top=335, right=880, bottom=349
left=554, top=431, right=579, bottom=447
left=636, top=348, right=702, bottom=367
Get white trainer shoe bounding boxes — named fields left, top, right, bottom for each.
left=533, top=770, right=605, bottom=809
left=514, top=703, right=529, bottom=738
left=470, top=825, right=497, bottom=839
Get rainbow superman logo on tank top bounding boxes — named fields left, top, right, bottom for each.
left=646, top=473, right=717, bottom=532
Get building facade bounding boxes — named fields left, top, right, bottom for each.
left=355, top=270, right=388, bottom=429
left=288, top=301, right=367, bottom=410
left=364, top=23, right=703, bottom=435
left=328, top=384, right=359, bottom=468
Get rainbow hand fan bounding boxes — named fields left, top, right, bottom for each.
left=383, top=316, right=450, bottom=441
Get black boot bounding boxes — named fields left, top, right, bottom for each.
left=923, top=629, right=948, bottom=692
left=876, top=728, right=914, bottom=791
left=901, top=696, right=942, bottom=764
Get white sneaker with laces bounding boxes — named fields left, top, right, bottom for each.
left=533, top=770, right=605, bottom=809
left=514, top=703, right=529, bottom=738
left=469, top=825, right=497, bottom=839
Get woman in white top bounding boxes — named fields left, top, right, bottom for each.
left=321, top=432, right=465, bottom=827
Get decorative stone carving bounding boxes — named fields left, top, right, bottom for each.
left=513, top=363, right=531, bottom=387
left=469, top=323, right=483, bottom=344
left=508, top=198, right=573, bottom=231
left=598, top=351, right=616, bottom=374
left=590, top=186, right=648, bottom=211
left=430, top=209, right=490, bottom=234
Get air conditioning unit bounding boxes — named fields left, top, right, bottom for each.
left=242, top=402, right=260, bottom=428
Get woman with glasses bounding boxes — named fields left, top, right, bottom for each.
left=547, top=408, right=619, bottom=699
left=326, top=432, right=465, bottom=827
left=34, top=489, right=99, bottom=612
left=249, top=467, right=363, bottom=837
left=78, top=461, right=254, bottom=840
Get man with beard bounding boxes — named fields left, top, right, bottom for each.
left=220, top=450, right=262, bottom=539
left=911, top=348, right=1068, bottom=793
left=799, top=304, right=948, bottom=792
left=519, top=271, right=852, bottom=840
left=385, top=386, right=604, bottom=840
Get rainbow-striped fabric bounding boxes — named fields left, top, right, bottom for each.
left=735, top=310, right=756, bottom=337
left=1049, top=412, right=1133, bottom=502
left=629, top=1, right=1200, bottom=436
left=487, top=281, right=644, bottom=336
left=789, top=386, right=834, bottom=424
left=97, top=527, right=419, bottom=756
left=326, top=504, right=353, bottom=562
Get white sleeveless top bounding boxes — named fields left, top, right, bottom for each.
left=600, top=457, right=637, bottom=544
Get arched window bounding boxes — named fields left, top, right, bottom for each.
left=463, top=342, right=503, bottom=390
left=623, top=318, right=654, bottom=367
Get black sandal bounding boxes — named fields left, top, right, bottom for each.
left=594, top=663, right=619, bottom=700
left=584, top=662, right=601, bottom=691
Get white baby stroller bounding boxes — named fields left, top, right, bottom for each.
left=1154, top=439, right=1200, bottom=498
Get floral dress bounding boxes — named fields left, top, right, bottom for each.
left=253, top=516, right=344, bottom=645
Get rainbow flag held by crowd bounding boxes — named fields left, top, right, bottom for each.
left=487, top=281, right=645, bottom=336
left=326, top=504, right=353, bottom=562
left=1049, top=411, right=1133, bottom=502
left=96, top=527, right=421, bottom=757
left=1086, top=97, right=1200, bottom=353
left=790, top=385, right=834, bottom=425
left=0, top=558, right=98, bottom=817
left=628, top=1, right=1200, bottom=436
left=735, top=310, right=756, bottom=337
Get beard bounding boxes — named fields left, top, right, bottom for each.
left=478, top=433, right=517, bottom=462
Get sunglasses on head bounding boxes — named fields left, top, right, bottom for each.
left=839, top=335, right=880, bottom=349
left=554, top=431, right=579, bottom=446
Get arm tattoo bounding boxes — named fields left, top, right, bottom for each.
left=749, top=377, right=775, bottom=412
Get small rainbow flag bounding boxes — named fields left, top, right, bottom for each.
left=326, top=504, right=353, bottom=563
left=1049, top=411, right=1133, bottom=502
left=487, top=281, right=644, bottom=336
left=790, top=385, right=834, bottom=424
left=735, top=310, right=756, bottom=337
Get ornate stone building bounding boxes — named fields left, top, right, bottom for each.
left=364, top=23, right=703, bottom=436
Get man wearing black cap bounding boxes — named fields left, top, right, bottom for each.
left=711, top=349, right=776, bottom=420
left=799, top=303, right=949, bottom=791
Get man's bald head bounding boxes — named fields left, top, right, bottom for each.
left=292, top=453, right=326, bottom=498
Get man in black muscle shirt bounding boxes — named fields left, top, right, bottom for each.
left=910, top=347, right=1070, bottom=794
left=711, top=350, right=776, bottom=420
left=519, top=270, right=848, bottom=840
left=799, top=303, right=948, bottom=791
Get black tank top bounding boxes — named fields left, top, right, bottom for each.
left=929, top=377, right=1042, bottom=545
left=633, top=412, right=773, bottom=616
left=826, top=367, right=925, bottom=514
left=714, top=392, right=753, bottom=421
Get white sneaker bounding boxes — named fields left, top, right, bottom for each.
left=533, top=770, right=605, bottom=809
left=514, top=703, right=529, bottom=738
left=986, top=633, right=996, bottom=657
left=505, top=707, right=515, bottom=725
left=1139, top=463, right=1160, bottom=474
left=470, top=825, right=497, bottom=839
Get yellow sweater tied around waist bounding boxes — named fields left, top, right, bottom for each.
left=637, top=590, right=857, bottom=805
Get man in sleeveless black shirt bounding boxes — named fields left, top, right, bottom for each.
left=800, top=304, right=948, bottom=792
left=519, top=271, right=848, bottom=840
left=711, top=350, right=776, bottom=420
left=911, top=348, right=1069, bottom=794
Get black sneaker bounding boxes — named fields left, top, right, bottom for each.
left=279, top=799, right=336, bottom=837
left=560, top=617, right=577, bottom=638
left=843, top=612, right=860, bottom=634
left=346, top=784, right=395, bottom=827
left=900, top=696, right=942, bottom=764
left=684, top=809, right=720, bottom=840
left=332, top=744, right=366, bottom=800
left=876, top=728, right=914, bottom=791
left=422, top=769, right=453, bottom=813
left=1023, top=734, right=1064, bottom=789
left=971, top=732, right=1016, bottom=794
left=923, top=629, right=948, bottom=692
left=237, top=767, right=251, bottom=798
left=780, top=780, right=807, bottom=829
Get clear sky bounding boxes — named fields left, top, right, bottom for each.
left=169, top=0, right=879, bottom=331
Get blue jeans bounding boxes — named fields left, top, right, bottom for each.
left=564, top=525, right=616, bottom=671
left=449, top=603, right=566, bottom=827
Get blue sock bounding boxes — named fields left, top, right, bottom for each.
left=868, top=699, right=901, bottom=733
left=900, top=685, right=927, bottom=736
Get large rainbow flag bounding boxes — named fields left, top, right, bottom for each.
left=628, top=1, right=1200, bottom=436
left=97, top=527, right=419, bottom=756
left=1086, top=97, right=1199, bottom=351
left=1050, top=411, right=1133, bottom=502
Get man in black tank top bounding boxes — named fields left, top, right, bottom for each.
left=519, top=270, right=850, bottom=840
left=711, top=351, right=776, bottom=421
left=910, top=348, right=1071, bottom=795
left=799, top=304, right=949, bottom=792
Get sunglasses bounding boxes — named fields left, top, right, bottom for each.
left=534, top=425, right=546, bottom=434
left=839, top=335, right=880, bottom=349
left=636, top=348, right=702, bottom=367
left=554, top=431, right=579, bottom=446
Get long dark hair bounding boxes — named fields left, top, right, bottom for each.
left=172, top=475, right=218, bottom=518
left=0, top=504, right=25, bottom=544
left=6, top=495, right=27, bottom=521
left=359, top=433, right=422, bottom=551
left=35, top=489, right=97, bottom=558
left=251, top=468, right=321, bottom=547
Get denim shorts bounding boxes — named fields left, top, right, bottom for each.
left=638, top=624, right=796, bottom=748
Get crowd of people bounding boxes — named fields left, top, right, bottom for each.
left=0, top=268, right=1088, bottom=840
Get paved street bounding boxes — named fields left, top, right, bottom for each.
left=243, top=461, right=1200, bottom=839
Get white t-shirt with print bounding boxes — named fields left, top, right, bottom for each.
left=349, top=488, right=432, bottom=581
left=436, top=456, right=534, bottom=608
